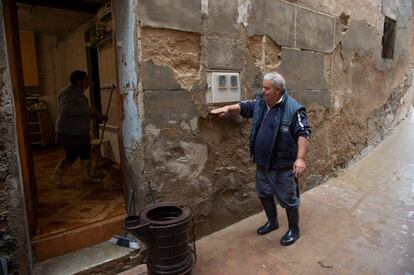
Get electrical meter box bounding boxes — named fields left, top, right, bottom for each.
left=206, top=72, right=241, bottom=104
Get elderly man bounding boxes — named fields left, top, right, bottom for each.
left=211, top=72, right=310, bottom=246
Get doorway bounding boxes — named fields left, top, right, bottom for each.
left=9, top=0, right=126, bottom=261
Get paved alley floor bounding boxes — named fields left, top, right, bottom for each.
left=121, top=114, right=414, bottom=275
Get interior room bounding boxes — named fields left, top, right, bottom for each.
left=16, top=0, right=125, bottom=261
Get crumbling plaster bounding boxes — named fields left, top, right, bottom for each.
left=134, top=0, right=414, bottom=236
left=0, top=2, right=32, bottom=273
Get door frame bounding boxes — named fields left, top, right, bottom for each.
left=2, top=0, right=38, bottom=235
left=85, top=32, right=102, bottom=139
left=3, top=0, right=128, bottom=238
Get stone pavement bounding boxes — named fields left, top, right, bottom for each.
left=120, top=114, right=414, bottom=275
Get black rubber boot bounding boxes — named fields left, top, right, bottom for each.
left=280, top=207, right=300, bottom=246
left=257, top=197, right=279, bottom=235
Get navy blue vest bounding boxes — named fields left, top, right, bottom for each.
left=249, top=90, right=304, bottom=170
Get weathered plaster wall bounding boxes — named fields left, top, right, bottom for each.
left=0, top=2, right=32, bottom=273
left=133, top=0, right=414, bottom=236
left=0, top=1, right=413, bottom=271
left=295, top=0, right=414, bottom=188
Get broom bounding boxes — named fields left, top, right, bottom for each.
left=109, top=189, right=140, bottom=249
left=92, top=84, right=115, bottom=178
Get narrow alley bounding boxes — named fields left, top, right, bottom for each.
left=1, top=1, right=414, bottom=274
left=123, top=113, right=414, bottom=274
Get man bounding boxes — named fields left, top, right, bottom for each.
left=52, top=70, right=108, bottom=188
left=211, top=72, right=310, bottom=246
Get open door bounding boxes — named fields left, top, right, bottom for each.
left=3, top=0, right=129, bottom=261
left=2, top=0, right=38, bottom=234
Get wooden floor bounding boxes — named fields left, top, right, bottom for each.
left=31, top=146, right=125, bottom=261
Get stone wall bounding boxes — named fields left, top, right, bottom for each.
left=132, top=0, right=414, bottom=237
left=0, top=0, right=412, bottom=272
left=0, top=1, right=32, bottom=273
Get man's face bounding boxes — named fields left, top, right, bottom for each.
left=262, top=80, right=282, bottom=105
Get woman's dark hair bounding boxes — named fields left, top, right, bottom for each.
left=69, top=70, right=88, bottom=84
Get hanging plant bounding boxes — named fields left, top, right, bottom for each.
left=85, top=24, right=112, bottom=48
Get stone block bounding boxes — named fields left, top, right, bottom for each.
left=140, top=0, right=202, bottom=33
left=395, top=0, right=412, bottom=28
left=144, top=90, right=199, bottom=128
left=141, top=60, right=181, bottom=90
left=296, top=7, right=334, bottom=53
left=284, top=0, right=333, bottom=14
left=340, top=21, right=379, bottom=57
left=248, top=0, right=295, bottom=46
left=263, top=0, right=295, bottom=47
left=207, top=0, right=238, bottom=33
left=246, top=0, right=265, bottom=35
left=382, top=0, right=399, bottom=20
left=205, top=36, right=243, bottom=69
left=290, top=89, right=331, bottom=108
left=383, top=0, right=412, bottom=59
left=278, top=48, right=329, bottom=90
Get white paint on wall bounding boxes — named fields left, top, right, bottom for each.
left=115, top=0, right=142, bottom=150
left=202, top=0, right=208, bottom=15
left=145, top=124, right=160, bottom=138
left=334, top=94, right=342, bottom=111
left=237, top=0, right=251, bottom=26
left=122, top=91, right=142, bottom=150
left=116, top=0, right=138, bottom=91
left=190, top=117, right=198, bottom=131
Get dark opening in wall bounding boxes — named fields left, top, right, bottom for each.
left=382, top=16, right=396, bottom=60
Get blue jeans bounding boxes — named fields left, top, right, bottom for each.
left=256, top=166, right=300, bottom=208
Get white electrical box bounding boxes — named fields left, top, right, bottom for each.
left=206, top=72, right=241, bottom=104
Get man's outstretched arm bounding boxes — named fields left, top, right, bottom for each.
left=210, top=104, right=241, bottom=118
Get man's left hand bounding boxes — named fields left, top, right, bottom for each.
left=293, top=158, right=306, bottom=178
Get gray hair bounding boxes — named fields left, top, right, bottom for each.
left=263, top=72, right=285, bottom=90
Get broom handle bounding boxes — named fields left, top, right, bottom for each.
left=124, top=189, right=134, bottom=237
left=98, top=84, right=115, bottom=148
left=126, top=189, right=134, bottom=216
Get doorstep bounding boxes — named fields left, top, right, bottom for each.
left=33, top=240, right=144, bottom=275
left=32, top=214, right=126, bottom=262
